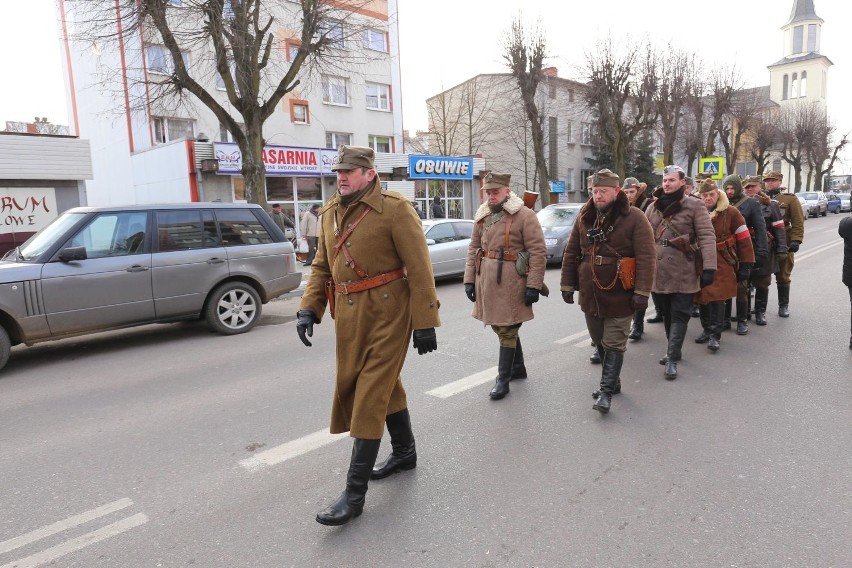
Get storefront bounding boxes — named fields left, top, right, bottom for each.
left=209, top=142, right=487, bottom=235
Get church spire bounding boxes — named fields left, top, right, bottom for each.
left=785, top=0, right=823, bottom=27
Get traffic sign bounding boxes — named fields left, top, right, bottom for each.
left=699, top=157, right=725, bottom=180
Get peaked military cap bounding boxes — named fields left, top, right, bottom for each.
left=742, top=175, right=763, bottom=188
left=622, top=177, right=640, bottom=188
left=763, top=171, right=784, bottom=181
left=698, top=179, right=718, bottom=193
left=592, top=169, right=620, bottom=188
left=482, top=172, right=511, bottom=190
left=331, top=145, right=375, bottom=171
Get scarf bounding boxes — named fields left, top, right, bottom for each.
left=656, top=187, right=684, bottom=211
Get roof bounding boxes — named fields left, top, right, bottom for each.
left=768, top=52, right=833, bottom=68
left=784, top=0, right=823, bottom=26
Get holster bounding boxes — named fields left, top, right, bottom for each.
left=474, top=249, right=484, bottom=275
left=325, top=279, right=336, bottom=319
left=617, top=257, right=637, bottom=290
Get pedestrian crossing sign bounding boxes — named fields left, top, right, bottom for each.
left=699, top=157, right=725, bottom=180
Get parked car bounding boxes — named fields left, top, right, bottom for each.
left=798, top=191, right=828, bottom=218
left=537, top=204, right=583, bottom=264
left=827, top=192, right=842, bottom=214
left=422, top=219, right=474, bottom=279
left=837, top=192, right=852, bottom=213
left=0, top=203, right=301, bottom=372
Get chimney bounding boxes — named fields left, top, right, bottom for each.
left=543, top=67, right=558, bottom=78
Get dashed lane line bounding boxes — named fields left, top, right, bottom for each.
left=240, top=429, right=349, bottom=471
left=794, top=239, right=842, bottom=262
left=554, top=330, right=591, bottom=345
left=425, top=366, right=498, bottom=399
left=0, top=513, right=148, bottom=568
left=0, top=498, right=134, bottom=555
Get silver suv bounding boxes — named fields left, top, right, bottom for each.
left=0, top=203, right=301, bottom=372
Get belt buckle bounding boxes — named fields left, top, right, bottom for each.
left=337, top=282, right=350, bottom=295
left=660, top=239, right=669, bottom=247
left=594, top=255, right=604, bottom=266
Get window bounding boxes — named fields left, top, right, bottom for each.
left=363, top=29, right=387, bottom=52
left=152, top=117, right=195, bottom=144
left=580, top=169, right=595, bottom=193
left=566, top=121, right=573, bottom=144
left=290, top=100, right=309, bottom=124
left=800, top=71, right=807, bottom=98
left=321, top=75, right=349, bottom=105
left=807, top=24, right=817, bottom=52
left=146, top=45, right=188, bottom=75
left=156, top=210, right=206, bottom=251
left=568, top=89, right=575, bottom=103
left=792, top=73, right=798, bottom=98
left=218, top=121, right=244, bottom=143
left=69, top=212, right=149, bottom=258
left=548, top=82, right=556, bottom=99
left=326, top=132, right=352, bottom=149
left=581, top=123, right=592, bottom=146
left=365, top=82, right=390, bottom=111
left=368, top=135, right=391, bottom=153
left=782, top=74, right=789, bottom=100
left=285, top=39, right=301, bottom=62
left=772, top=159, right=782, bottom=172
left=425, top=223, right=455, bottom=244
left=793, top=25, right=803, bottom=54
left=215, top=209, right=274, bottom=247
left=566, top=168, right=574, bottom=191
left=214, top=61, right=237, bottom=91
left=319, top=19, right=344, bottom=49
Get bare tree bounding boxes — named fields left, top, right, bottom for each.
left=806, top=110, right=849, bottom=192
left=775, top=102, right=818, bottom=192
left=503, top=17, right=551, bottom=206
left=719, top=86, right=768, bottom=175
left=747, top=112, right=779, bottom=176
left=426, top=86, right=466, bottom=156
left=583, top=40, right=658, bottom=179
left=65, top=0, right=373, bottom=208
left=426, top=76, right=501, bottom=156
left=655, top=48, right=692, bottom=167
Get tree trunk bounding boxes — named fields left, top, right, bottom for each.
left=242, top=125, right=268, bottom=209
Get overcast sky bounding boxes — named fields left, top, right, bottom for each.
left=1, top=0, right=849, bottom=169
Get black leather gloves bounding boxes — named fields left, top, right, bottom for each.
left=412, top=328, right=437, bottom=355
left=561, top=291, right=575, bottom=304
left=700, top=269, right=716, bottom=288
left=630, top=294, right=649, bottom=311
left=787, top=240, right=800, bottom=253
left=296, top=309, right=318, bottom=347
left=464, top=283, right=476, bottom=302
left=736, top=263, right=752, bottom=283
left=524, top=287, right=540, bottom=305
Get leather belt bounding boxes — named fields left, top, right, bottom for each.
left=582, top=255, right=617, bottom=266
left=658, top=239, right=672, bottom=247
left=335, top=268, right=406, bottom=295
left=485, top=250, right=519, bottom=261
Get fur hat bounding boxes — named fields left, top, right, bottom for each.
left=699, top=179, right=718, bottom=193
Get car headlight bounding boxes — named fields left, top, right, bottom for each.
left=545, top=238, right=557, bottom=247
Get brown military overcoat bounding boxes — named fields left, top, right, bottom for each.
left=300, top=178, right=441, bottom=439
left=694, top=192, right=755, bottom=304
left=560, top=191, right=656, bottom=318
left=463, top=193, right=547, bottom=325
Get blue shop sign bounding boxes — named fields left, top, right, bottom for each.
left=409, top=155, right=474, bottom=180
left=550, top=180, right=566, bottom=193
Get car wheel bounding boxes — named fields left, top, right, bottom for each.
left=205, top=282, right=262, bottom=335
left=0, top=326, right=10, bottom=372
left=821, top=209, right=827, bottom=216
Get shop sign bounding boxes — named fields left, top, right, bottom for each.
left=0, top=188, right=58, bottom=235
left=214, top=142, right=338, bottom=176
left=550, top=180, right=566, bottom=193
left=408, top=155, right=473, bottom=180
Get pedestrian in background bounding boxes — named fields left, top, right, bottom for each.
left=296, top=145, right=440, bottom=526
left=839, top=216, right=852, bottom=350
left=646, top=165, right=717, bottom=380
left=763, top=171, right=805, bottom=318
left=693, top=179, right=755, bottom=352
left=300, top=203, right=321, bottom=266
left=622, top=176, right=653, bottom=341
left=464, top=172, right=547, bottom=401
left=742, top=176, right=787, bottom=328
left=269, top=202, right=295, bottom=239
left=560, top=169, right=656, bottom=413
left=431, top=198, right=445, bottom=218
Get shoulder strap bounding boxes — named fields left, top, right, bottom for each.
left=332, top=206, right=372, bottom=279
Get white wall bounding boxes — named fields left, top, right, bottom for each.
left=130, top=141, right=192, bottom=204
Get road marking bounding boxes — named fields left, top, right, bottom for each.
left=0, top=498, right=134, bottom=555
left=240, top=429, right=348, bottom=471
left=795, top=239, right=842, bottom=262
left=426, top=367, right=497, bottom=399
left=554, top=330, right=590, bottom=344
left=573, top=338, right=593, bottom=348
left=0, top=514, right=148, bottom=568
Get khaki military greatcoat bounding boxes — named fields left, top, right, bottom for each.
left=300, top=178, right=440, bottom=439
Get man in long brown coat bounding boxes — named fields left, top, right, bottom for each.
left=646, top=165, right=717, bottom=380
left=296, top=146, right=440, bottom=526
left=463, top=172, right=547, bottom=401
left=560, top=169, right=656, bottom=414
left=694, top=179, right=755, bottom=352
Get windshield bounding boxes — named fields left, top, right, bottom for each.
left=16, top=212, right=86, bottom=261
left=537, top=207, right=580, bottom=228
left=799, top=192, right=818, bottom=200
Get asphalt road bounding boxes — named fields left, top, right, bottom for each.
left=1, top=212, right=850, bottom=568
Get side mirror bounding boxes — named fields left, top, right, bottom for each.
left=425, top=238, right=436, bottom=246
left=58, top=246, right=87, bottom=262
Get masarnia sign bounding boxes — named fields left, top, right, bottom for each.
left=214, top=142, right=337, bottom=176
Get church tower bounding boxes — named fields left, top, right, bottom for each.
left=768, top=0, right=832, bottom=109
